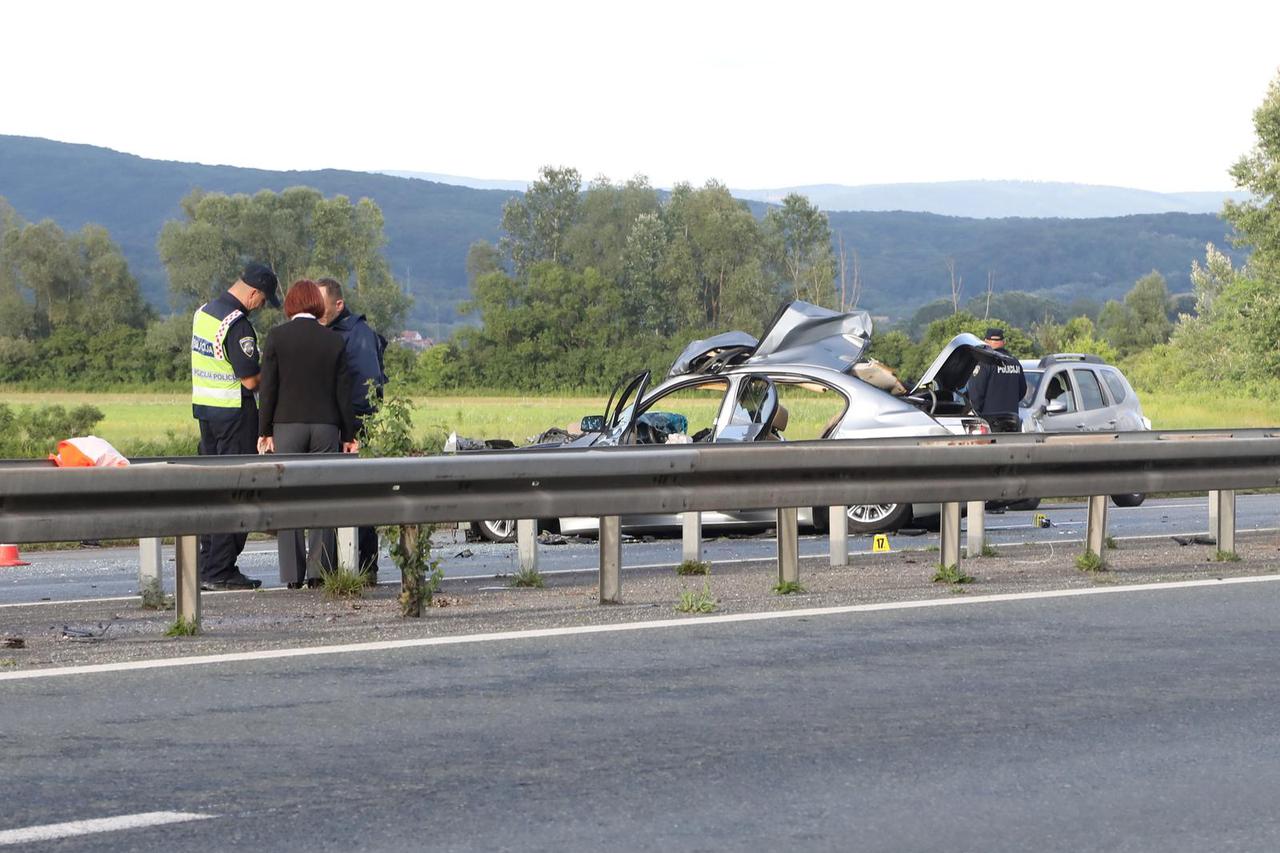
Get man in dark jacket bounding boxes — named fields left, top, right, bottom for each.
left=969, top=327, right=1027, bottom=433
left=317, top=278, right=389, bottom=582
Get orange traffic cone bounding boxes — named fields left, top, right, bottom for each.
left=0, top=544, right=29, bottom=567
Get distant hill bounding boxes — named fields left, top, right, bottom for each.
left=824, top=209, right=1244, bottom=318
left=733, top=180, right=1249, bottom=218
left=379, top=170, right=529, bottom=192
left=0, top=135, right=517, bottom=329
left=0, top=136, right=1249, bottom=328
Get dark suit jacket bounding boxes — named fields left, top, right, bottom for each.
left=258, top=316, right=356, bottom=442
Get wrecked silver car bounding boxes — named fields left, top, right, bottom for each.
left=471, top=301, right=1008, bottom=540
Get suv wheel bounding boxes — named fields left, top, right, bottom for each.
left=1111, top=493, right=1145, bottom=508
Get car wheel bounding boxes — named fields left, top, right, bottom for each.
left=1111, top=493, right=1145, bottom=508
left=847, top=503, right=912, bottom=534
left=1006, top=498, right=1041, bottom=511
left=476, top=519, right=517, bottom=543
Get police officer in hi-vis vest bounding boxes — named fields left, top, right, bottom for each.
left=191, top=263, right=280, bottom=590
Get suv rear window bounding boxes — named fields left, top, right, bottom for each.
left=1073, top=369, right=1107, bottom=410
left=1101, top=370, right=1127, bottom=403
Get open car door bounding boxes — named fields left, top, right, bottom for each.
left=601, top=370, right=651, bottom=446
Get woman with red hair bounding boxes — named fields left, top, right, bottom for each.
left=257, top=279, right=358, bottom=588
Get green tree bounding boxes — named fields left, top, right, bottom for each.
left=0, top=203, right=147, bottom=339
left=765, top=193, right=836, bottom=306
left=158, top=187, right=411, bottom=333
left=622, top=211, right=677, bottom=336
left=78, top=225, right=150, bottom=327
left=1098, top=272, right=1173, bottom=357
left=664, top=181, right=775, bottom=329
left=1224, top=70, right=1280, bottom=280
left=565, top=175, right=661, bottom=283
left=499, top=166, right=582, bottom=274
left=1034, top=316, right=1117, bottom=364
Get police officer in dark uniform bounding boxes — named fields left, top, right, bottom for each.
left=190, top=263, right=280, bottom=590
left=968, top=327, right=1027, bottom=433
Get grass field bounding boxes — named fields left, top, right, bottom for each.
left=3, top=387, right=1276, bottom=455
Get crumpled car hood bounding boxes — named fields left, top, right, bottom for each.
left=667, top=301, right=873, bottom=378
left=668, top=331, right=759, bottom=377
left=748, top=301, right=873, bottom=372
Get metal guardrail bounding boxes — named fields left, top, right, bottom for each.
left=1, top=429, right=1277, bottom=628
left=3, top=430, right=1278, bottom=541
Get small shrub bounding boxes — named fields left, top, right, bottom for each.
left=980, top=544, right=1000, bottom=558
left=1105, top=536, right=1119, bottom=550
left=140, top=589, right=171, bottom=610
left=1076, top=550, right=1105, bottom=572
left=772, top=580, right=806, bottom=595
left=320, top=566, right=367, bottom=599
left=165, top=616, right=198, bottom=637
left=933, top=563, right=973, bottom=584
left=676, top=560, right=710, bottom=576
left=0, top=658, right=17, bottom=668
left=676, top=583, right=717, bottom=613
left=1214, top=550, right=1242, bottom=563
left=510, top=566, right=546, bottom=588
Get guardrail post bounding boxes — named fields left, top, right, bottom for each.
left=174, top=534, right=200, bottom=631
left=138, top=537, right=163, bottom=608
left=599, top=516, right=621, bottom=603
left=966, top=501, right=985, bottom=558
left=1086, top=495, right=1108, bottom=566
left=1208, top=490, right=1219, bottom=540
left=829, top=506, right=848, bottom=567
left=1213, top=489, right=1236, bottom=555
left=337, top=527, right=359, bottom=573
left=681, top=512, right=702, bottom=564
left=517, top=519, right=538, bottom=573
left=777, top=507, right=800, bottom=585
left=940, top=502, right=962, bottom=570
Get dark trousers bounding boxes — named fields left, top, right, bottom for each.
left=197, top=405, right=258, bottom=583
left=357, top=526, right=379, bottom=577
left=273, top=423, right=341, bottom=584
left=354, top=413, right=379, bottom=577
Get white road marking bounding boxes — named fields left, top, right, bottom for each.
left=3, top=574, right=1280, bottom=682
left=0, top=811, right=213, bottom=845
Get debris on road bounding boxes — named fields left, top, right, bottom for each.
left=1172, top=535, right=1217, bottom=546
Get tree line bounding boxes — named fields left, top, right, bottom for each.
left=0, top=188, right=410, bottom=386
left=3, top=68, right=1279, bottom=397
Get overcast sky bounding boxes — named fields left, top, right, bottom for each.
left=3, top=0, right=1277, bottom=192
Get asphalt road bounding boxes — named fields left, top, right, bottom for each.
left=4, top=579, right=1280, bottom=851
left=3, top=495, right=1277, bottom=606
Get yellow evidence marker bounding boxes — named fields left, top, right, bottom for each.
left=872, top=534, right=892, bottom=553
left=1034, top=513, right=1050, bottom=528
